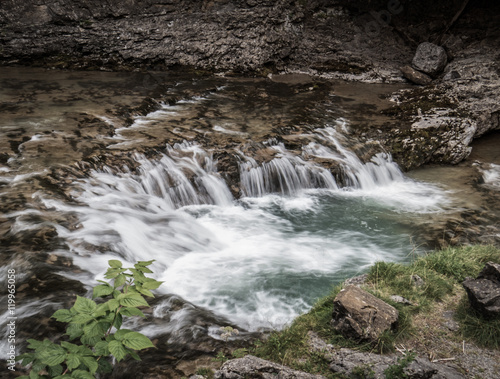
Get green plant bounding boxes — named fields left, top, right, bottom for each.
left=17, top=259, right=162, bottom=378
left=213, top=351, right=228, bottom=363
left=231, top=348, right=248, bottom=359
left=195, top=367, right=214, bottom=379
left=383, top=352, right=416, bottom=379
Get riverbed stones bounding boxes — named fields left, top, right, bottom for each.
left=462, top=262, right=500, bottom=318
left=412, top=42, right=448, bottom=77
left=331, top=285, right=399, bottom=343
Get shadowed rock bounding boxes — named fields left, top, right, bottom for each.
left=463, top=262, right=500, bottom=318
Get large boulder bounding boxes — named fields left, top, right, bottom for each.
left=331, top=285, right=398, bottom=343
left=462, top=262, right=500, bottom=318
left=214, top=355, right=325, bottom=379
left=412, top=42, right=448, bottom=77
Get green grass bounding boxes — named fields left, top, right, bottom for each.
left=455, top=296, right=500, bottom=349
left=252, top=245, right=500, bottom=376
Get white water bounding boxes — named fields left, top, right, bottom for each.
left=39, top=124, right=448, bottom=332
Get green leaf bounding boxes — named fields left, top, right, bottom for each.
left=93, top=341, right=109, bottom=356
left=93, top=284, right=114, bottom=298
left=70, top=369, right=95, bottom=379
left=108, top=259, right=123, bottom=268
left=66, top=353, right=81, bottom=371
left=48, top=364, right=63, bottom=377
left=83, top=320, right=108, bottom=337
left=80, top=334, right=103, bottom=347
left=52, top=309, right=73, bottom=323
left=81, top=356, right=99, bottom=374
left=114, top=329, right=134, bottom=341
left=114, top=274, right=127, bottom=288
left=107, top=298, right=120, bottom=311
left=130, top=269, right=147, bottom=282
left=73, top=296, right=97, bottom=315
left=137, top=259, right=155, bottom=266
left=71, top=314, right=94, bottom=324
left=29, top=370, right=39, bottom=379
left=108, top=340, right=128, bottom=362
left=77, top=346, right=94, bottom=356
left=37, top=345, right=66, bottom=366
left=117, top=293, right=149, bottom=307
left=142, top=278, right=163, bottom=290
left=61, top=341, right=80, bottom=354
left=26, top=339, right=46, bottom=350
left=120, top=307, right=145, bottom=317
left=66, top=323, right=84, bottom=340
left=126, top=348, right=141, bottom=361
left=94, top=302, right=109, bottom=317
left=113, top=313, right=123, bottom=329
left=120, top=331, right=155, bottom=351
left=138, top=288, right=154, bottom=298
left=16, top=352, right=35, bottom=366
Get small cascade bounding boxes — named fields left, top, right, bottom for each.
left=239, top=145, right=338, bottom=197
left=239, top=123, right=406, bottom=197
left=137, top=142, right=233, bottom=208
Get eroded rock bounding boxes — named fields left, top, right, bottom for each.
left=331, top=285, right=399, bottom=343
left=401, top=65, right=433, bottom=86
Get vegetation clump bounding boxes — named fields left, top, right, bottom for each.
left=17, top=259, right=162, bottom=379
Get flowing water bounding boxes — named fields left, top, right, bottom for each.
left=1, top=68, right=493, bottom=363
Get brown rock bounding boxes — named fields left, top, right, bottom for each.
left=400, top=65, right=432, bottom=85
left=331, top=285, right=399, bottom=342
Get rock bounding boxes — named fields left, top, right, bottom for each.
left=390, top=295, right=414, bottom=305
left=307, top=333, right=464, bottom=379
left=477, top=261, right=500, bottom=283
left=463, top=262, right=500, bottom=318
left=331, top=285, right=399, bottom=343
left=214, top=355, right=325, bottom=379
left=343, top=273, right=368, bottom=287
left=412, top=42, right=448, bottom=76
left=401, top=65, right=433, bottom=85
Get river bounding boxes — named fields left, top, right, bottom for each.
left=0, top=68, right=497, bottom=368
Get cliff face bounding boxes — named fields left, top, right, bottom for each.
left=0, top=0, right=472, bottom=77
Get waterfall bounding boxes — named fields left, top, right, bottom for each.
left=239, top=123, right=405, bottom=197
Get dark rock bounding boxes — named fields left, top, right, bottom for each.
left=214, top=355, right=325, bottom=379
left=412, top=42, right=448, bottom=77
left=463, top=278, right=500, bottom=318
left=401, top=65, right=432, bottom=85
left=331, top=285, right=398, bottom=343
left=477, top=261, right=500, bottom=284
left=343, top=273, right=368, bottom=287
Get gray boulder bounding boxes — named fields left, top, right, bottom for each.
left=331, top=285, right=398, bottom=343
left=462, top=262, right=500, bottom=318
left=214, top=355, right=325, bottom=379
left=412, top=42, right=448, bottom=76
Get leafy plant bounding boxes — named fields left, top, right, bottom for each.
left=17, top=259, right=162, bottom=378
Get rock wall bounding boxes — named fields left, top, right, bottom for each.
left=0, top=0, right=468, bottom=77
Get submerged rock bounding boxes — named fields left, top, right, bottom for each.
left=331, top=285, right=399, bottom=343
